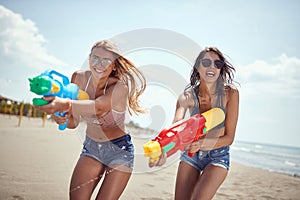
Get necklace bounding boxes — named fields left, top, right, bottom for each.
left=102, top=79, right=109, bottom=95
left=210, top=92, right=217, bottom=96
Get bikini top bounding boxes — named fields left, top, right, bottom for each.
left=82, top=110, right=125, bottom=128
left=190, top=87, right=225, bottom=129
left=82, top=74, right=125, bottom=128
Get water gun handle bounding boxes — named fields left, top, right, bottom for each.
left=187, top=135, right=202, bottom=157
left=47, top=69, right=70, bottom=85
left=55, top=112, right=68, bottom=130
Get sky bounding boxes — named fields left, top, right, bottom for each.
left=0, top=0, right=300, bottom=148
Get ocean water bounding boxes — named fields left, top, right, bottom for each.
left=231, top=141, right=300, bottom=177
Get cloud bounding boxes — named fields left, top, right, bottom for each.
left=0, top=5, right=67, bottom=74
left=0, top=5, right=70, bottom=101
left=237, top=54, right=300, bottom=98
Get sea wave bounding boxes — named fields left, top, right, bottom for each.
left=231, top=141, right=300, bottom=177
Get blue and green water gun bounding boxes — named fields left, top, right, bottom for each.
left=28, top=69, right=89, bottom=130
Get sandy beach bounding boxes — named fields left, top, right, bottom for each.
left=1, top=114, right=300, bottom=200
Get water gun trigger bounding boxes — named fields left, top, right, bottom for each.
left=187, top=125, right=208, bottom=158
left=188, top=152, right=195, bottom=157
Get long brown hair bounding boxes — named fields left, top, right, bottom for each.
left=90, top=40, right=146, bottom=115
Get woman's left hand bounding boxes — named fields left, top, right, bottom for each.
left=148, top=153, right=167, bottom=168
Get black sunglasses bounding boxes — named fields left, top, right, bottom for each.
left=200, top=58, right=225, bottom=69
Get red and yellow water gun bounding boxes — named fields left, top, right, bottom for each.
left=144, top=107, right=225, bottom=163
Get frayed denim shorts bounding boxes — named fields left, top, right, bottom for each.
left=80, top=134, right=134, bottom=169
left=180, top=146, right=230, bottom=171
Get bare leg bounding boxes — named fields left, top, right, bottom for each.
left=175, top=162, right=200, bottom=200
left=96, top=165, right=132, bottom=200
left=69, top=156, right=106, bottom=200
left=192, top=165, right=228, bottom=200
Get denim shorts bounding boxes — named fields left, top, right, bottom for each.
left=80, top=134, right=134, bottom=169
left=180, top=146, right=230, bottom=171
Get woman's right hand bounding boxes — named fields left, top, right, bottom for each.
left=51, top=113, right=68, bottom=125
left=148, top=153, right=167, bottom=168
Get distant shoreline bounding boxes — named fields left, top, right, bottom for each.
left=1, top=113, right=300, bottom=178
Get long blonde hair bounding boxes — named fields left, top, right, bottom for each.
left=90, top=40, right=146, bottom=115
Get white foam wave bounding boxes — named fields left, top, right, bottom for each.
left=285, top=160, right=297, bottom=167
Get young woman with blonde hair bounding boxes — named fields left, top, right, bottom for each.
left=36, top=40, right=146, bottom=199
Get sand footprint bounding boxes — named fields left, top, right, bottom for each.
left=9, top=195, right=25, bottom=200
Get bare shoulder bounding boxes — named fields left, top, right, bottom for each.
left=109, top=78, right=129, bottom=96
left=178, top=87, right=194, bottom=109
left=109, top=78, right=129, bottom=110
left=225, top=85, right=239, bottom=104
left=71, top=70, right=90, bottom=86
left=110, top=77, right=128, bottom=89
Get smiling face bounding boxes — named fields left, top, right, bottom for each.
left=198, top=51, right=222, bottom=84
left=89, top=47, right=116, bottom=80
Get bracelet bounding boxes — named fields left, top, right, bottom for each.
left=64, top=100, right=72, bottom=113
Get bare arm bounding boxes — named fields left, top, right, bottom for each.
left=172, top=90, right=194, bottom=123
left=70, top=80, right=128, bottom=118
